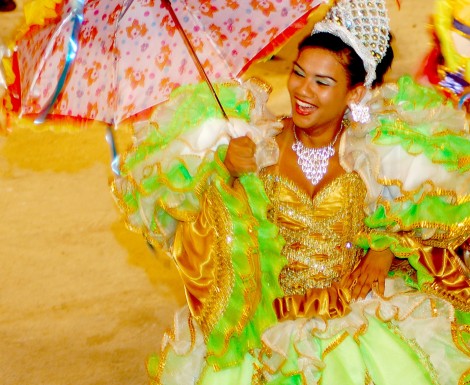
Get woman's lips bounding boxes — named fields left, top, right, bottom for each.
left=294, top=98, right=316, bottom=116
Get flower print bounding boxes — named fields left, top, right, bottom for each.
left=86, top=102, right=98, bottom=118
left=289, top=0, right=308, bottom=11
left=81, top=24, right=98, bottom=45
left=199, top=0, right=219, bottom=17
left=125, top=68, right=146, bottom=89
left=266, top=27, right=279, bottom=40
left=83, top=62, right=102, bottom=86
left=155, top=44, right=172, bottom=70
left=239, top=26, right=258, bottom=48
left=250, top=0, right=276, bottom=16
left=126, top=19, right=149, bottom=39
left=208, top=24, right=228, bottom=46
left=107, top=4, right=123, bottom=25
left=159, top=77, right=180, bottom=96
left=225, top=0, right=239, bottom=9
left=187, top=33, right=204, bottom=52
left=161, top=15, right=176, bottom=37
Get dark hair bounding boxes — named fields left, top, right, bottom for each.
left=298, top=32, right=394, bottom=88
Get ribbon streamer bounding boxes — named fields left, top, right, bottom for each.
left=33, top=0, right=85, bottom=124
left=458, top=92, right=470, bottom=110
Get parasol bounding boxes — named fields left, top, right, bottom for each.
left=5, top=0, right=330, bottom=129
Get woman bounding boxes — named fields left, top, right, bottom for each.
left=113, top=0, right=470, bottom=383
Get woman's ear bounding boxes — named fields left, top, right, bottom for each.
left=347, top=84, right=370, bottom=124
left=347, top=84, right=367, bottom=105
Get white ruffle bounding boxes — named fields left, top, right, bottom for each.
left=340, top=82, right=470, bottom=214
left=261, top=278, right=469, bottom=385
left=157, top=278, right=469, bottom=385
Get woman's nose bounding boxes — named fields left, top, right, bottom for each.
left=297, top=78, right=313, bottom=96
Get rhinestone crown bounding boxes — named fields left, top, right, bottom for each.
left=312, top=0, right=390, bottom=87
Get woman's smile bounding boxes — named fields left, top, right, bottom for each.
left=293, top=97, right=317, bottom=116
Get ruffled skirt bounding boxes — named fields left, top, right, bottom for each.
left=149, top=277, right=470, bottom=385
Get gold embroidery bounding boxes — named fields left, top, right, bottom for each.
left=459, top=367, right=470, bottom=385
left=262, top=172, right=367, bottom=294
left=322, top=332, right=349, bottom=359
left=451, top=321, right=470, bottom=357
left=423, top=281, right=470, bottom=313
left=194, top=184, right=235, bottom=337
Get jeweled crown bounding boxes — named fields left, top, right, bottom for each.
left=312, top=0, right=390, bottom=87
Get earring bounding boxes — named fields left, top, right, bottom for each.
left=349, top=101, right=370, bottom=124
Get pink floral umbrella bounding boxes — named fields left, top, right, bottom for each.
left=7, top=0, right=328, bottom=128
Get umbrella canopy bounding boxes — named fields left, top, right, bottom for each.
left=7, top=0, right=329, bottom=127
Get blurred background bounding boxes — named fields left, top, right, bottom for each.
left=0, top=1, right=436, bottom=384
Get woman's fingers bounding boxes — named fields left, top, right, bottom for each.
left=224, top=136, right=257, bottom=176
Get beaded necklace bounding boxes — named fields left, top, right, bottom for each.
left=291, top=123, right=343, bottom=185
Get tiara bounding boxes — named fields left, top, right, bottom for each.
left=312, top=0, right=390, bottom=87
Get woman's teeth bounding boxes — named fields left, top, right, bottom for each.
left=296, top=99, right=315, bottom=114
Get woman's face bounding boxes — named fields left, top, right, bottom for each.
left=288, top=47, right=357, bottom=133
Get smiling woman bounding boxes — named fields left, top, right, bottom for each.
left=112, top=0, right=470, bottom=384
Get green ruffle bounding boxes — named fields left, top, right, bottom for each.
left=115, top=82, right=258, bottom=249
left=393, top=76, right=449, bottom=110
left=116, top=81, right=287, bottom=370
left=366, top=199, right=470, bottom=231
left=123, top=83, right=251, bottom=172
left=205, top=173, right=286, bottom=368
left=370, top=76, right=470, bottom=173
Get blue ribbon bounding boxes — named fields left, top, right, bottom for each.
left=458, top=92, right=470, bottom=110
left=34, top=0, right=85, bottom=124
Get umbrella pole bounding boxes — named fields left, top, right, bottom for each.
left=106, top=125, right=120, bottom=176
left=161, top=0, right=229, bottom=121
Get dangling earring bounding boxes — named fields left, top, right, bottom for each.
left=349, top=101, right=370, bottom=124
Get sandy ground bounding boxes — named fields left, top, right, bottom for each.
left=0, top=1, right=435, bottom=384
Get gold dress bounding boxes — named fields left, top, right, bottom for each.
left=153, top=168, right=470, bottom=385
left=112, top=78, right=470, bottom=384
left=263, top=171, right=367, bottom=321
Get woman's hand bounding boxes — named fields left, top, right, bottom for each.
left=342, top=249, right=394, bottom=300
left=224, top=136, right=257, bottom=178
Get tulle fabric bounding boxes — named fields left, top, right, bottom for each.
left=341, top=76, right=470, bottom=259
left=149, top=277, right=470, bottom=385
left=113, top=79, right=282, bottom=250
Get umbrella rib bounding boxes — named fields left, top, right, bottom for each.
left=161, top=0, right=228, bottom=121
left=34, top=0, right=85, bottom=124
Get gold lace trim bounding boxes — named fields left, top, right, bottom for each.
left=262, top=172, right=367, bottom=294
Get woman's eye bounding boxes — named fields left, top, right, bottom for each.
left=292, top=66, right=305, bottom=77
left=316, top=78, right=334, bottom=86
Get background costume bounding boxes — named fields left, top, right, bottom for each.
left=418, top=0, right=470, bottom=110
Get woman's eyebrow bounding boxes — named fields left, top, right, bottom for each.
left=293, top=61, right=337, bottom=82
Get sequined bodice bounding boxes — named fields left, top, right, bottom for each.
left=262, top=172, right=368, bottom=295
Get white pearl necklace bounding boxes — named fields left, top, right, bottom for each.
left=291, top=123, right=343, bottom=185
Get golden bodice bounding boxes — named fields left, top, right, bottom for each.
left=261, top=171, right=368, bottom=296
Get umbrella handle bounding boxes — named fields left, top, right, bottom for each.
left=161, top=0, right=229, bottom=121
left=33, top=0, right=85, bottom=124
